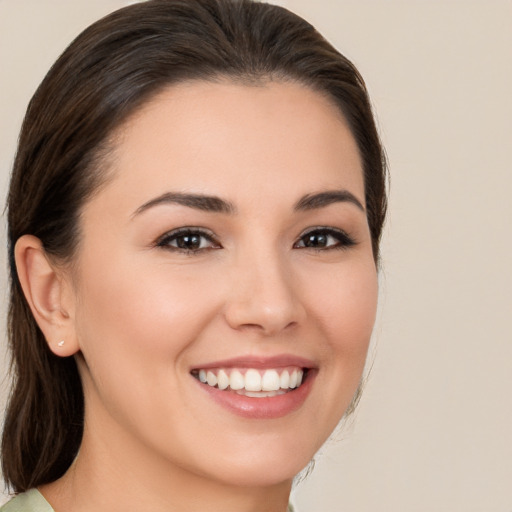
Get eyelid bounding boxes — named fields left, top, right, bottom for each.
left=155, top=226, right=221, bottom=250
left=153, top=225, right=355, bottom=252
left=294, top=226, right=357, bottom=249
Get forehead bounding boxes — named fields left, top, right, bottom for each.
left=98, top=80, right=365, bottom=212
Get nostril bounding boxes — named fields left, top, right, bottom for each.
left=233, top=319, right=298, bottom=336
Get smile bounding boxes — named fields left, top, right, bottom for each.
left=191, top=356, right=316, bottom=419
left=192, top=367, right=305, bottom=397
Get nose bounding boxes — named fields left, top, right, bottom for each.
left=223, top=248, right=306, bottom=336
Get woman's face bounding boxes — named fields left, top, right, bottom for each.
left=68, top=80, right=378, bottom=488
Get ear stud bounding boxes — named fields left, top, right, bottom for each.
left=57, top=340, right=65, bottom=347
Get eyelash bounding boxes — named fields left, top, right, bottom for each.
left=294, top=227, right=356, bottom=251
left=155, top=227, right=220, bottom=253
left=155, top=226, right=356, bottom=254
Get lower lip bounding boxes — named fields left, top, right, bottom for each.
left=195, top=370, right=316, bottom=419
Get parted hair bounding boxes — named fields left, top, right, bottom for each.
left=2, top=0, right=387, bottom=492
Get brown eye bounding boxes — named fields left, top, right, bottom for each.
left=294, top=228, right=356, bottom=250
left=301, top=232, right=330, bottom=248
left=175, top=233, right=203, bottom=250
left=157, top=228, right=220, bottom=252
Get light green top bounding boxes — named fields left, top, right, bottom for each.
left=1, top=489, right=53, bottom=512
left=1, top=489, right=295, bottom=511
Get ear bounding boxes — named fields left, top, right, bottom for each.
left=14, top=235, right=80, bottom=357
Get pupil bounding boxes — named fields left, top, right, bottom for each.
left=177, top=234, right=200, bottom=249
left=305, top=233, right=327, bottom=247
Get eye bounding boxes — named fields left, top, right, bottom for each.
left=156, top=228, right=221, bottom=253
left=294, top=227, right=356, bottom=250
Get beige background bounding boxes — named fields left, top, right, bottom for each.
left=1, top=1, right=511, bottom=510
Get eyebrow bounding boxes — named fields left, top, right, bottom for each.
left=133, top=192, right=236, bottom=217
left=133, top=188, right=364, bottom=218
left=294, top=190, right=365, bottom=212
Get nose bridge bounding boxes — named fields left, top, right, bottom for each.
left=224, top=240, right=304, bottom=335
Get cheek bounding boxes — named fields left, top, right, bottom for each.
left=307, top=258, right=378, bottom=352
left=305, top=257, right=378, bottom=415
left=71, top=256, right=226, bottom=448
left=73, top=255, right=221, bottom=385
left=284, top=257, right=378, bottom=452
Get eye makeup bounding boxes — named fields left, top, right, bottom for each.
left=294, top=226, right=357, bottom=251
left=154, top=224, right=356, bottom=256
left=155, top=227, right=221, bottom=253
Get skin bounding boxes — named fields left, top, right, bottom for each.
left=20, top=80, right=378, bottom=512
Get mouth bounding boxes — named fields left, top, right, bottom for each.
left=190, top=357, right=316, bottom=419
left=191, top=366, right=307, bottom=398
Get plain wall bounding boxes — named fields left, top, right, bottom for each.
left=1, top=1, right=511, bottom=510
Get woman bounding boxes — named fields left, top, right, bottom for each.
left=1, top=0, right=387, bottom=510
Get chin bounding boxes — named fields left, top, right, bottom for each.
left=186, top=429, right=326, bottom=489
left=202, top=455, right=310, bottom=489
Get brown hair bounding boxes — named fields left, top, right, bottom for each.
left=2, top=0, right=387, bottom=492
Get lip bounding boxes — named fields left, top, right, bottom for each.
left=191, top=354, right=317, bottom=419
left=190, top=354, right=317, bottom=371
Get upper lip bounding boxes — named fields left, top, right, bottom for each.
left=190, top=354, right=316, bottom=371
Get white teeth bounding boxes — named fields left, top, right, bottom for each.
left=289, top=370, right=298, bottom=388
left=206, top=371, right=217, bottom=387
left=261, top=369, right=280, bottom=391
left=244, top=369, right=262, bottom=391
left=229, top=370, right=245, bottom=390
left=280, top=370, right=290, bottom=389
left=217, top=369, right=229, bottom=390
left=195, top=367, right=306, bottom=393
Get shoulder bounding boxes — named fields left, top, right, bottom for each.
left=0, top=489, right=54, bottom=512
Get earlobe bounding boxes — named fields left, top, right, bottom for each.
left=14, top=235, right=79, bottom=357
